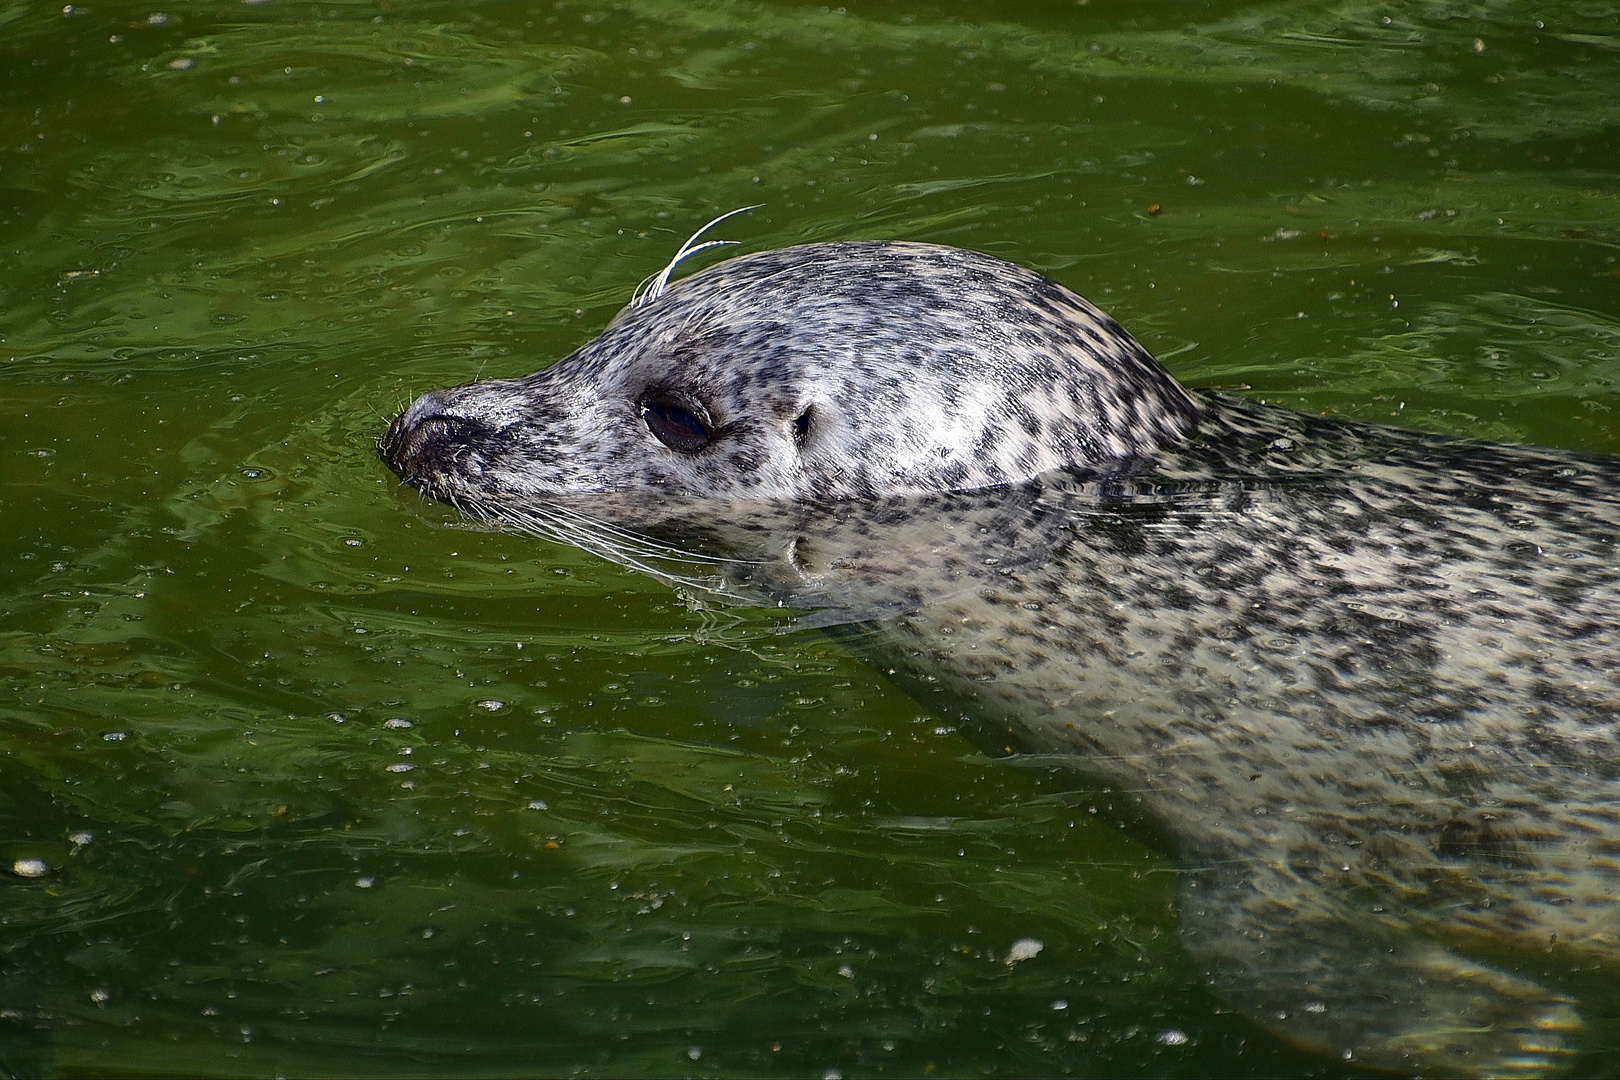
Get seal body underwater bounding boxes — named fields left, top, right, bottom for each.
left=380, top=237, right=1620, bottom=1076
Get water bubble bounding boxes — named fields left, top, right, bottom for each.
left=11, top=859, right=49, bottom=878
left=1004, top=937, right=1043, bottom=965
left=1156, top=1029, right=1189, bottom=1046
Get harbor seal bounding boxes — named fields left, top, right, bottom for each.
left=379, top=230, right=1620, bottom=1076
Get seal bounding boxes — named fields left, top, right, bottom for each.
left=379, top=232, right=1620, bottom=1077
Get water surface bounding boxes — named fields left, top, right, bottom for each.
left=2, top=0, right=1618, bottom=1075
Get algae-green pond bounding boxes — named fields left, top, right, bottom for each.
left=2, top=0, right=1617, bottom=1075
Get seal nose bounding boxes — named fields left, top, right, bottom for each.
left=378, top=389, right=494, bottom=484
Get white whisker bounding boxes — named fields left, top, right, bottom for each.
left=543, top=504, right=747, bottom=567
left=630, top=205, right=762, bottom=309
left=458, top=497, right=768, bottom=600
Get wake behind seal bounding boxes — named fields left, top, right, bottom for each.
left=380, top=226, right=1620, bottom=1077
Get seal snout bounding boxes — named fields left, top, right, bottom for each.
left=378, top=389, right=497, bottom=491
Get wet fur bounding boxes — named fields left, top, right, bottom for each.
left=380, top=240, right=1620, bottom=1075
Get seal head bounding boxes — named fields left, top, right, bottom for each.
left=380, top=241, right=1198, bottom=506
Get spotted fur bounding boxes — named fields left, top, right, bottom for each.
left=381, top=242, right=1197, bottom=504
left=380, top=241, right=1620, bottom=1076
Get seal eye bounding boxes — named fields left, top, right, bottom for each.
left=640, top=391, right=712, bottom=453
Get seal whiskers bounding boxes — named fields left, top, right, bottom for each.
left=630, top=205, right=761, bottom=309
left=496, top=502, right=744, bottom=592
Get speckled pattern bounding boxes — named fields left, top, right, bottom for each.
left=380, top=242, right=1198, bottom=505
left=381, top=242, right=1620, bottom=1076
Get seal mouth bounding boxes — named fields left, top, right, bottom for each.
left=378, top=398, right=497, bottom=497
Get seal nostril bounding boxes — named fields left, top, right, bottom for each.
left=378, top=412, right=417, bottom=473
left=379, top=410, right=494, bottom=481
left=378, top=415, right=403, bottom=461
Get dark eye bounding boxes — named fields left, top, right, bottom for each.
left=640, top=391, right=712, bottom=453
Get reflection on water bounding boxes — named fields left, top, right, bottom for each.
left=2, top=0, right=1617, bottom=1075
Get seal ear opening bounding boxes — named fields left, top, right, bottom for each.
left=794, top=407, right=812, bottom=450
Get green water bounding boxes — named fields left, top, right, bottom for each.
left=2, top=0, right=1617, bottom=1075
